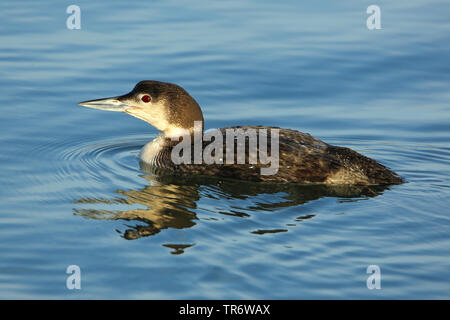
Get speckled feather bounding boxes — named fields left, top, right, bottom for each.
left=140, top=125, right=404, bottom=185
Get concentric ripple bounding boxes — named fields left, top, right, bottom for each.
left=24, top=134, right=157, bottom=202
left=62, top=135, right=154, bottom=185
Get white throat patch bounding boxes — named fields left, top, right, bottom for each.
left=139, top=135, right=166, bottom=164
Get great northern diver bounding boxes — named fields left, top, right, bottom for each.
left=78, top=80, right=403, bottom=185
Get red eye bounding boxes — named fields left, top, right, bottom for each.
left=141, top=95, right=151, bottom=103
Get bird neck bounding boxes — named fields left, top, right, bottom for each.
left=161, top=120, right=204, bottom=141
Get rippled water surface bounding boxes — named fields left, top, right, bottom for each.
left=0, top=0, right=449, bottom=298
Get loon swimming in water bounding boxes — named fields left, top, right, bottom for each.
left=78, top=80, right=403, bottom=185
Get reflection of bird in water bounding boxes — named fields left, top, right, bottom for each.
left=75, top=175, right=200, bottom=240
left=74, top=173, right=394, bottom=243
left=78, top=80, right=403, bottom=185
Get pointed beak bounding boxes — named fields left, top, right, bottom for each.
left=77, top=96, right=132, bottom=112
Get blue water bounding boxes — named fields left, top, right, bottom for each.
left=0, top=0, right=449, bottom=299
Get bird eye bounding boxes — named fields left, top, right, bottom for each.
left=141, top=95, right=151, bottom=103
